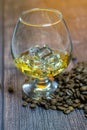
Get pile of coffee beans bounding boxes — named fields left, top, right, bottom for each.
left=11, top=61, right=87, bottom=117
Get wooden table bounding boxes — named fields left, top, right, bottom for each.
left=0, top=0, right=87, bottom=129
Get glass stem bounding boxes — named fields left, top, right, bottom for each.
left=22, top=77, right=58, bottom=99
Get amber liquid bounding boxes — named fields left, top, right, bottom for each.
left=14, top=45, right=69, bottom=79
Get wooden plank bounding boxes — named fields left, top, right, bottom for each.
left=4, top=69, right=72, bottom=130
left=0, top=0, right=4, bottom=129
left=3, top=0, right=87, bottom=130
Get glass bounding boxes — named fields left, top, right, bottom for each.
left=11, top=8, right=72, bottom=99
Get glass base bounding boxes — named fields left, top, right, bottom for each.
left=22, top=78, right=58, bottom=100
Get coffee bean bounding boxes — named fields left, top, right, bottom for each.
left=76, top=75, right=81, bottom=80
left=79, top=83, right=83, bottom=87
left=68, top=106, right=74, bottom=111
left=76, top=90, right=80, bottom=98
left=50, top=106, right=56, bottom=110
left=66, top=99, right=73, bottom=106
left=85, top=114, right=87, bottom=118
left=30, top=103, right=36, bottom=108
left=84, top=95, right=87, bottom=99
left=63, top=104, right=69, bottom=108
left=26, top=98, right=32, bottom=103
left=39, top=101, right=46, bottom=106
left=65, top=77, right=70, bottom=83
left=57, top=97, right=63, bottom=102
left=22, top=102, right=28, bottom=107
left=64, top=109, right=71, bottom=114
left=57, top=106, right=66, bottom=111
left=22, top=95, right=27, bottom=101
left=59, top=92, right=64, bottom=97
left=66, top=89, right=73, bottom=96
left=70, top=88, right=75, bottom=93
left=74, top=99, right=80, bottom=104
left=55, top=89, right=60, bottom=93
left=80, top=86, right=87, bottom=91
left=84, top=105, right=87, bottom=111
left=8, top=86, right=14, bottom=93
left=80, top=95, right=85, bottom=102
left=81, top=91, right=87, bottom=95
left=72, top=103, right=80, bottom=108
left=56, top=102, right=63, bottom=106
left=83, top=68, right=87, bottom=73
left=84, top=109, right=87, bottom=114
left=78, top=104, right=84, bottom=109
left=51, top=99, right=57, bottom=105
left=44, top=104, right=49, bottom=110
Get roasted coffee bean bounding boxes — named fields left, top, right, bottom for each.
left=74, top=99, right=80, bottom=104
left=50, top=106, right=56, bottom=110
left=76, top=75, right=81, bottom=80
left=83, top=68, right=87, bottom=73
left=84, top=95, right=87, bottom=99
left=65, top=77, right=70, bottom=83
left=51, top=99, right=57, bottom=105
left=68, top=106, right=74, bottom=111
left=66, top=99, right=73, bottom=106
left=82, top=79, right=87, bottom=84
left=81, top=91, right=87, bottom=95
left=75, top=79, right=80, bottom=84
left=72, top=103, right=80, bottom=108
left=74, top=84, right=80, bottom=88
left=30, top=103, right=36, bottom=108
left=79, top=83, right=83, bottom=87
left=85, top=114, right=87, bottom=118
left=76, top=89, right=80, bottom=98
left=64, top=109, right=71, bottom=114
left=84, top=109, right=87, bottom=114
left=55, top=88, right=60, bottom=93
left=32, top=100, right=39, bottom=104
left=59, top=92, right=64, bottom=97
left=56, top=95, right=60, bottom=99
left=70, top=88, right=75, bottom=93
left=8, top=86, right=14, bottom=93
left=22, top=95, right=28, bottom=101
left=56, top=102, right=63, bottom=106
left=44, top=104, right=49, bottom=110
left=40, top=101, right=46, bottom=106
left=84, top=105, right=87, bottom=111
left=26, top=98, right=32, bottom=103
left=66, top=89, right=73, bottom=96
left=80, top=95, right=85, bottom=102
left=57, top=97, right=63, bottom=102
left=78, top=104, right=84, bottom=109
left=63, top=104, right=69, bottom=108
left=80, top=86, right=87, bottom=91
left=22, top=102, right=28, bottom=107
left=57, top=106, right=66, bottom=111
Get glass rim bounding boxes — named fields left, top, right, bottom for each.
left=19, top=8, right=63, bottom=27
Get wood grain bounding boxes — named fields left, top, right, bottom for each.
left=0, top=0, right=4, bottom=129
left=3, top=0, right=87, bottom=130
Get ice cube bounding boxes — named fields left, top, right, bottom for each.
left=46, top=54, right=60, bottom=65
left=36, top=45, right=53, bottom=59
left=29, top=46, right=40, bottom=54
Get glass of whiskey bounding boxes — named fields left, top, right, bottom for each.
left=11, top=8, right=72, bottom=99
